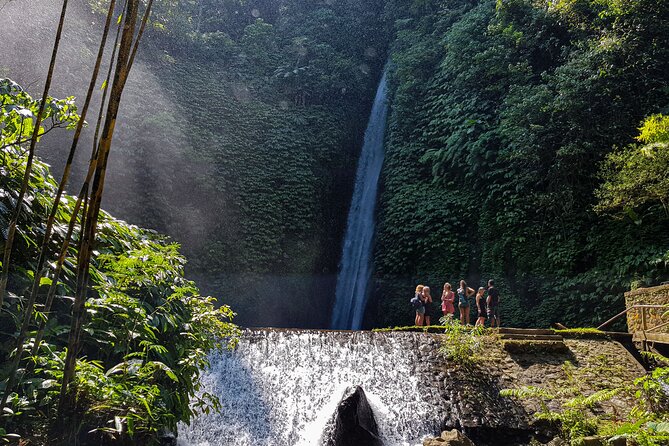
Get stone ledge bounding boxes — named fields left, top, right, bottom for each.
left=624, top=283, right=669, bottom=298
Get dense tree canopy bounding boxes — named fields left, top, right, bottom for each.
left=373, top=0, right=669, bottom=328
left=3, top=0, right=667, bottom=332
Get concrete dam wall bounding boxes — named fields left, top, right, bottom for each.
left=178, top=329, right=644, bottom=446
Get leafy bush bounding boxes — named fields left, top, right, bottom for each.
left=0, top=81, right=238, bottom=444
left=501, top=361, right=669, bottom=445
left=437, top=318, right=487, bottom=366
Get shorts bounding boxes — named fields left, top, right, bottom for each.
left=487, top=306, right=499, bottom=319
left=416, top=306, right=425, bottom=315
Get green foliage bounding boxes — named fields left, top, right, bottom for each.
left=501, top=374, right=606, bottom=441
left=65, top=0, right=390, bottom=328
left=0, top=82, right=238, bottom=444
left=437, top=318, right=487, bottom=366
left=596, top=114, right=669, bottom=218
left=554, top=328, right=607, bottom=339
left=374, top=0, right=669, bottom=329
left=556, top=328, right=602, bottom=333
left=637, top=115, right=669, bottom=145
left=0, top=78, right=79, bottom=149
left=372, top=324, right=454, bottom=333
left=502, top=360, right=669, bottom=445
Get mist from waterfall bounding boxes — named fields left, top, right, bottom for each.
left=177, top=330, right=443, bottom=446
left=330, top=69, right=389, bottom=330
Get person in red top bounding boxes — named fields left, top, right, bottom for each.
left=441, top=282, right=455, bottom=320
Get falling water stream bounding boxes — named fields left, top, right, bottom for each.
left=178, top=71, right=426, bottom=446
left=177, top=330, right=444, bottom=446
left=330, top=69, right=389, bottom=330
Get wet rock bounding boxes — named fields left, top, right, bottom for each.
left=580, top=436, right=605, bottom=446
left=159, top=429, right=177, bottom=446
left=423, top=429, right=476, bottom=446
left=323, top=386, right=382, bottom=446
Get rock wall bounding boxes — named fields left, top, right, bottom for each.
left=625, top=284, right=669, bottom=333
left=413, top=333, right=644, bottom=445
left=179, top=329, right=645, bottom=446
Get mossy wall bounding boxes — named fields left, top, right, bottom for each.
left=625, top=284, right=669, bottom=334
left=414, top=333, right=644, bottom=444
left=0, top=0, right=388, bottom=328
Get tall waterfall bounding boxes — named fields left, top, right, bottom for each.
left=330, top=69, right=389, bottom=330
left=177, top=330, right=445, bottom=446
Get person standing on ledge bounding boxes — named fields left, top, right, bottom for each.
left=414, top=284, right=425, bottom=326
left=475, top=287, right=487, bottom=327
left=422, top=286, right=434, bottom=326
left=486, top=279, right=500, bottom=328
left=441, top=282, right=455, bottom=320
left=457, top=280, right=475, bottom=326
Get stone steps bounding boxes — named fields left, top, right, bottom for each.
left=498, top=328, right=556, bottom=336
left=500, top=333, right=565, bottom=341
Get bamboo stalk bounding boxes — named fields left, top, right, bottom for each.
left=29, top=0, right=126, bottom=366
left=58, top=0, right=141, bottom=416
left=0, top=0, right=70, bottom=410
left=0, top=0, right=118, bottom=408
left=0, top=0, right=69, bottom=310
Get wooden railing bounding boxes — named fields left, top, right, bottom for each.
left=598, top=304, right=669, bottom=345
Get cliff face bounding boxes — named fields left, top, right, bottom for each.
left=179, top=329, right=644, bottom=446
left=0, top=0, right=388, bottom=328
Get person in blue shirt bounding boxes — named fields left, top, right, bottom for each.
left=457, top=280, right=475, bottom=326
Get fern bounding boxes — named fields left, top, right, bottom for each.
left=500, top=386, right=554, bottom=400
left=564, top=388, right=622, bottom=409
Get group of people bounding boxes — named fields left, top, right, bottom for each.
left=411, top=279, right=500, bottom=328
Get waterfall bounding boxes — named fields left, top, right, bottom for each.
left=330, top=69, right=389, bottom=330
left=177, top=330, right=445, bottom=446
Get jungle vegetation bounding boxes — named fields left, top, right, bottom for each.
left=0, top=0, right=388, bottom=328
left=1, top=0, right=668, bottom=443
left=0, top=1, right=237, bottom=444
left=0, top=0, right=668, bottom=394
left=373, top=0, right=669, bottom=329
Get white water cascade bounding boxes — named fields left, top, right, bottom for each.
left=330, top=69, right=389, bottom=330
left=177, top=330, right=444, bottom=446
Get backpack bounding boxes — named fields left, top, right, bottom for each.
left=410, top=296, right=423, bottom=309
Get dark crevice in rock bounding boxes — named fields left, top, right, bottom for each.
left=323, top=386, right=382, bottom=446
left=462, top=425, right=557, bottom=446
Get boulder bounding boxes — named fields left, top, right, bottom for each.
left=423, top=429, right=475, bottom=446
left=323, top=386, right=382, bottom=446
